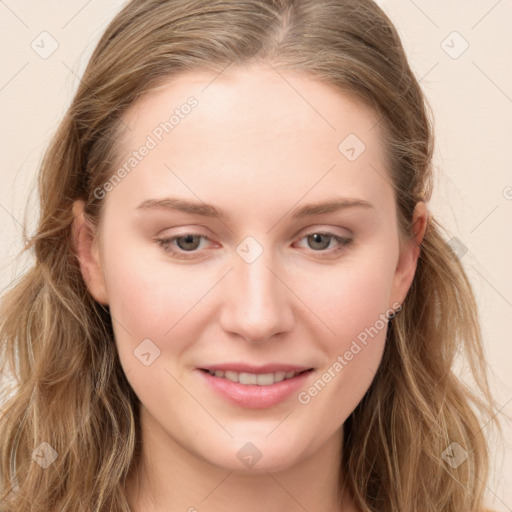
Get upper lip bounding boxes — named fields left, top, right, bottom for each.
left=198, top=363, right=313, bottom=374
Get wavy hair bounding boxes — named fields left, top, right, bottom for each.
left=0, top=0, right=500, bottom=510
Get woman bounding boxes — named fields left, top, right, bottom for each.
left=0, top=1, right=500, bottom=511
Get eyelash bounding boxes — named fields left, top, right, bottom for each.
left=156, top=230, right=353, bottom=260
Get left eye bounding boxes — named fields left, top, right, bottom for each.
left=156, top=231, right=353, bottom=259
left=295, top=232, right=352, bottom=253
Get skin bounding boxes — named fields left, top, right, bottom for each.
left=72, top=64, right=427, bottom=511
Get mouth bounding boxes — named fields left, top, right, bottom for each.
left=196, top=362, right=316, bottom=408
left=198, top=367, right=314, bottom=386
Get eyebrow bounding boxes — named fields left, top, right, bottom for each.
left=135, top=196, right=374, bottom=220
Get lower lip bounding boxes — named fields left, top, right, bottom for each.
left=197, top=369, right=314, bottom=409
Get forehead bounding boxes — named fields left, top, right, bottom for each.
left=120, top=64, right=383, bottom=159
left=105, top=65, right=391, bottom=220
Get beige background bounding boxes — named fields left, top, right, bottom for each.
left=0, top=0, right=511, bottom=508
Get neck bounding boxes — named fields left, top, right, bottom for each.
left=126, top=406, right=357, bottom=512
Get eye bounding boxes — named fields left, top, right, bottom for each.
left=156, top=230, right=353, bottom=260
left=295, top=231, right=353, bottom=257
left=157, top=233, right=211, bottom=259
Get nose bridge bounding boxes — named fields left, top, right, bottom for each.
left=220, top=237, right=293, bottom=342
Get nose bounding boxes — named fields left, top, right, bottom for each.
left=219, top=246, right=294, bottom=344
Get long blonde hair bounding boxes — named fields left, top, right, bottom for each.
left=0, top=1, right=500, bottom=510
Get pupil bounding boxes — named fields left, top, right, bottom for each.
left=309, top=233, right=329, bottom=250
left=179, top=235, right=199, bottom=250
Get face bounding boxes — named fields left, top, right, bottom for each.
left=74, top=64, right=425, bottom=473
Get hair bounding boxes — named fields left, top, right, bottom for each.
left=0, top=0, right=502, bottom=511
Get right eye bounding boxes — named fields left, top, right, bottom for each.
left=157, top=233, right=212, bottom=259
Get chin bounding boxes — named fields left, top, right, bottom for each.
left=197, top=436, right=309, bottom=474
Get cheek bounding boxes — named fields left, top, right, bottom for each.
left=294, top=259, right=394, bottom=424
left=101, top=244, right=207, bottom=369
left=301, top=250, right=397, bottom=345
left=103, top=253, right=204, bottom=407
left=102, top=233, right=209, bottom=326
left=294, top=248, right=396, bottom=399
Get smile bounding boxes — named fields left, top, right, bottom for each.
left=201, top=368, right=311, bottom=386
left=197, top=367, right=314, bottom=409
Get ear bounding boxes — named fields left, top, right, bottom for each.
left=389, top=201, right=428, bottom=307
left=71, top=199, right=109, bottom=305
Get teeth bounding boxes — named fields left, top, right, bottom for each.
left=274, top=371, right=286, bottom=383
left=207, top=369, right=305, bottom=386
left=256, top=373, right=274, bottom=386
left=239, top=372, right=257, bottom=385
left=224, top=370, right=238, bottom=381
